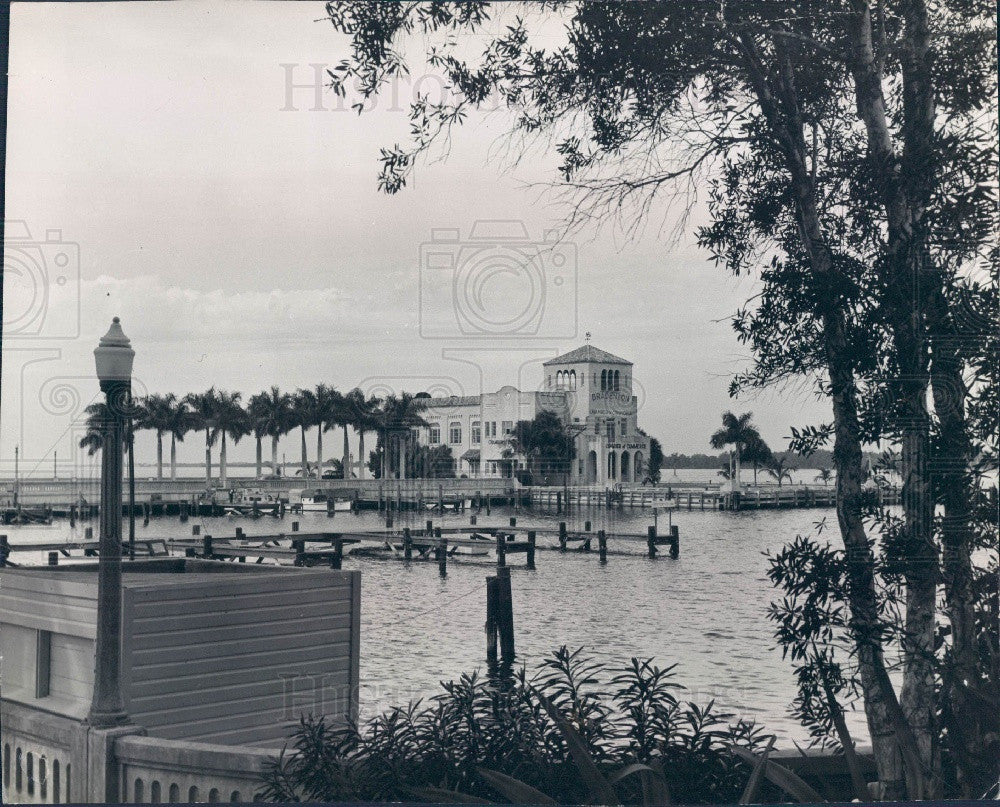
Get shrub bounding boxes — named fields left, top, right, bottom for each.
left=259, top=647, right=772, bottom=804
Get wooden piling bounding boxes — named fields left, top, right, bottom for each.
left=435, top=528, right=446, bottom=576
left=331, top=538, right=343, bottom=570
left=670, top=524, right=680, bottom=559
left=470, top=514, right=477, bottom=526
left=179, top=502, right=188, bottom=523
left=598, top=530, right=607, bottom=563
left=426, top=519, right=433, bottom=536
left=647, top=525, right=657, bottom=559
left=556, top=490, right=562, bottom=514
left=584, top=520, right=591, bottom=532
left=292, top=520, right=299, bottom=532
left=509, top=516, right=517, bottom=527
left=192, top=524, right=201, bottom=536
left=0, top=535, right=9, bottom=566
left=526, top=531, right=536, bottom=569
left=48, top=551, right=59, bottom=566
left=558, top=521, right=567, bottom=552
left=85, top=526, right=93, bottom=540
left=496, top=534, right=507, bottom=567
left=496, top=566, right=515, bottom=664
left=485, top=575, right=499, bottom=666
left=403, top=527, right=413, bottom=560
left=203, top=535, right=213, bottom=558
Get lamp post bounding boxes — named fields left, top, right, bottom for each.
left=87, top=317, right=134, bottom=728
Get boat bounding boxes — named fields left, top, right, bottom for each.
left=422, top=497, right=473, bottom=512
left=222, top=488, right=280, bottom=517
left=295, top=489, right=353, bottom=513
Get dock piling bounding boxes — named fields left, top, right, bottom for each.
left=670, top=524, right=680, bottom=559
left=509, top=516, right=516, bottom=527
left=292, top=521, right=299, bottom=532
left=496, top=566, right=516, bottom=665
left=203, top=535, right=213, bottom=558
left=435, top=530, right=447, bottom=576
left=48, top=551, right=59, bottom=566
left=496, top=534, right=507, bottom=568
left=558, top=521, right=567, bottom=552
left=485, top=575, right=499, bottom=666
left=647, top=525, right=657, bottom=559
left=403, top=527, right=412, bottom=560
left=192, top=524, right=201, bottom=536
left=598, top=530, right=607, bottom=563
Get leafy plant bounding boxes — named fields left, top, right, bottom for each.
left=259, top=648, right=777, bottom=804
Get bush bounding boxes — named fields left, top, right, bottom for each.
left=260, top=648, right=771, bottom=804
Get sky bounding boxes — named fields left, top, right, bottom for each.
left=2, top=1, right=830, bottom=477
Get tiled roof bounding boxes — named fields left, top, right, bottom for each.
left=543, top=345, right=631, bottom=366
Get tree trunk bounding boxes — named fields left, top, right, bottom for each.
left=220, top=432, right=228, bottom=487
left=317, top=423, right=324, bottom=480
left=156, top=431, right=163, bottom=479
left=255, top=436, right=263, bottom=478
left=170, top=434, right=177, bottom=480
left=357, top=429, right=366, bottom=480
left=734, top=27, right=913, bottom=794
left=204, top=429, right=211, bottom=484
left=847, top=2, right=939, bottom=790
left=301, top=426, right=308, bottom=479
left=271, top=435, right=279, bottom=476
left=734, top=443, right=742, bottom=488
left=342, top=424, right=350, bottom=480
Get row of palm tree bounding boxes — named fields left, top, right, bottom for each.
left=79, top=385, right=414, bottom=484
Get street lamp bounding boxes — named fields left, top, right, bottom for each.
left=87, top=317, right=134, bottom=728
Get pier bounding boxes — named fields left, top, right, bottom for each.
left=1, top=476, right=899, bottom=514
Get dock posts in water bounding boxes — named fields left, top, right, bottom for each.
left=435, top=528, right=447, bottom=576
left=526, top=531, right=536, bottom=569
left=558, top=521, right=567, bottom=552
left=426, top=519, right=433, bottom=536
left=179, top=502, right=189, bottom=523
left=669, top=524, right=680, bottom=558
left=470, top=513, right=477, bottom=526
left=509, top=516, right=517, bottom=528
left=556, top=490, right=562, bottom=514
left=598, top=530, right=607, bottom=563
left=48, top=551, right=58, bottom=566
left=0, top=535, right=9, bottom=566
left=292, top=539, right=304, bottom=567
left=485, top=575, right=499, bottom=666
left=330, top=538, right=343, bottom=570
left=291, top=521, right=299, bottom=532
left=403, top=527, right=413, bottom=560
left=192, top=524, right=201, bottom=536
left=438, top=484, right=444, bottom=513
left=647, top=525, right=657, bottom=559
left=202, top=535, right=214, bottom=558
left=585, top=519, right=591, bottom=532
left=69, top=505, right=77, bottom=528
left=495, top=534, right=507, bottom=567
left=496, top=566, right=515, bottom=664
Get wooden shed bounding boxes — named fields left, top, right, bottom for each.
left=0, top=559, right=360, bottom=747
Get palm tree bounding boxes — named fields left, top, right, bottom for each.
left=313, top=384, right=338, bottom=479
left=341, top=388, right=370, bottom=480
left=214, top=391, right=247, bottom=487
left=184, top=389, right=221, bottom=484
left=292, top=389, right=321, bottom=480
left=767, top=455, right=794, bottom=486
left=354, top=393, right=381, bottom=481
left=742, top=434, right=773, bottom=487
left=139, top=393, right=178, bottom=478
left=165, top=397, right=194, bottom=479
left=79, top=403, right=110, bottom=456
left=248, top=386, right=293, bottom=476
left=709, top=411, right=761, bottom=490
left=815, top=467, right=834, bottom=486
left=370, top=393, right=428, bottom=479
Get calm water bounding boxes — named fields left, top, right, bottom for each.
left=5, top=504, right=871, bottom=747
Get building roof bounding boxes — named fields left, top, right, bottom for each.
left=413, top=395, right=482, bottom=409
left=543, top=345, right=632, bottom=366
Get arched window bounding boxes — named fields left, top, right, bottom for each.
left=569, top=370, right=576, bottom=390
left=613, top=370, right=620, bottom=391
left=601, top=369, right=607, bottom=390
left=449, top=422, right=462, bottom=444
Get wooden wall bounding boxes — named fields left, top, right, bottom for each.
left=123, top=568, right=360, bottom=747
left=1, top=566, right=361, bottom=748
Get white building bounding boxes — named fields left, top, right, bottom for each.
left=414, top=344, right=651, bottom=483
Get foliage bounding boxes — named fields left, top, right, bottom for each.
left=259, top=647, right=770, bottom=805
left=511, top=410, right=576, bottom=478
left=645, top=438, right=663, bottom=483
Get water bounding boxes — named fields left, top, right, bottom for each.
left=4, top=504, right=868, bottom=747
